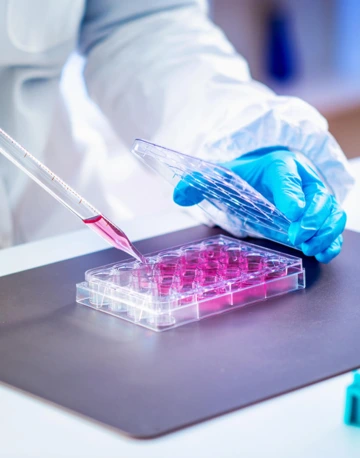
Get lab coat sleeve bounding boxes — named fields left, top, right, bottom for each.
left=79, top=0, right=354, bottom=204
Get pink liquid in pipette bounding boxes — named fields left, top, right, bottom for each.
left=83, top=215, right=146, bottom=263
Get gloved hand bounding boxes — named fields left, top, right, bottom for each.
left=173, top=148, right=347, bottom=263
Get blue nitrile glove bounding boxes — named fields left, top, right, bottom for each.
left=173, top=148, right=346, bottom=263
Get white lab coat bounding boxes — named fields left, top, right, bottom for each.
left=0, top=0, right=354, bottom=247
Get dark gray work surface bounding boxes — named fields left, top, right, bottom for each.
left=0, top=226, right=360, bottom=439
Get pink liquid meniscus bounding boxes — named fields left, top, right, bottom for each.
left=83, top=215, right=146, bottom=263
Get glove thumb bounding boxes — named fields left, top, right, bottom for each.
left=173, top=178, right=204, bottom=207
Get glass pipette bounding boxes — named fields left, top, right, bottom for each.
left=0, top=128, right=145, bottom=263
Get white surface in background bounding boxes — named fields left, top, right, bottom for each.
left=0, top=162, right=359, bottom=457
left=0, top=210, right=197, bottom=277
left=1, top=372, right=360, bottom=458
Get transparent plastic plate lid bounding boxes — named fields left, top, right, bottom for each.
left=131, top=139, right=292, bottom=248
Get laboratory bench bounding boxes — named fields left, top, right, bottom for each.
left=0, top=157, right=359, bottom=458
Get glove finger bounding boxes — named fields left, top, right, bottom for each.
left=173, top=178, right=204, bottom=207
left=266, top=158, right=306, bottom=221
left=315, top=235, right=343, bottom=263
left=300, top=200, right=346, bottom=256
left=174, top=166, right=245, bottom=207
left=288, top=189, right=333, bottom=246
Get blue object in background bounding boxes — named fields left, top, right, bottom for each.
left=334, top=0, right=360, bottom=76
left=267, top=5, right=297, bottom=82
left=344, top=370, right=360, bottom=427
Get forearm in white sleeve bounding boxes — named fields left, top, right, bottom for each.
left=79, top=0, right=354, bottom=203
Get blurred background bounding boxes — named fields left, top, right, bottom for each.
left=210, top=0, right=360, bottom=158
left=62, top=0, right=360, bottom=168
